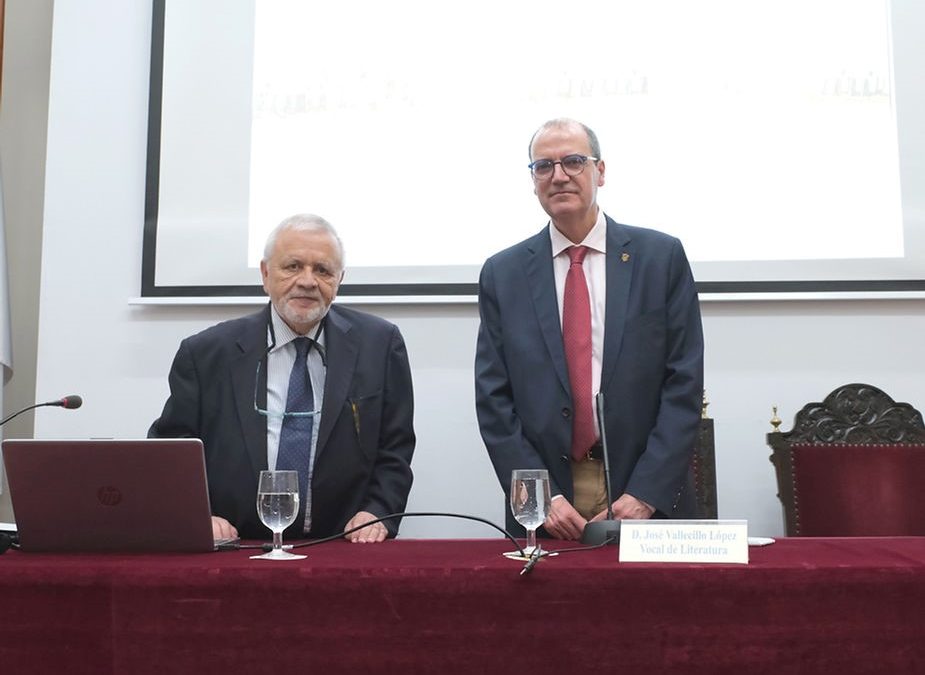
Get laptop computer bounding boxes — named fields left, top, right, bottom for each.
left=1, top=438, right=236, bottom=553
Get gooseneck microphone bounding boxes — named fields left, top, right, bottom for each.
left=580, top=392, right=621, bottom=546
left=0, top=395, right=83, bottom=427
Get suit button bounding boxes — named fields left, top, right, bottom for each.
left=559, top=455, right=569, bottom=463
left=562, top=408, right=571, bottom=418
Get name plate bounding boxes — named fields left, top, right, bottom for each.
left=619, top=520, right=749, bottom=564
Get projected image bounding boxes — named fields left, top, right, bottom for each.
left=147, top=0, right=920, bottom=295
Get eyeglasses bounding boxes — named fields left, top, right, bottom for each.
left=528, top=154, right=598, bottom=180
left=253, top=347, right=324, bottom=419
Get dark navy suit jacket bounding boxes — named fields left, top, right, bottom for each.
left=150, top=303, right=415, bottom=539
left=475, top=216, right=704, bottom=532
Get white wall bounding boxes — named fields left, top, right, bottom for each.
left=28, top=0, right=925, bottom=538
left=0, top=0, right=54, bottom=522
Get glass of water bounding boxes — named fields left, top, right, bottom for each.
left=251, top=470, right=306, bottom=560
left=510, top=469, right=551, bottom=556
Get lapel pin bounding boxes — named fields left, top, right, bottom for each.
left=621, top=252, right=630, bottom=262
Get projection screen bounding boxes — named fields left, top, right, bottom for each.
left=142, top=0, right=925, bottom=298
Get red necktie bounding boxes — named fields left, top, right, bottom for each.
left=563, top=246, right=597, bottom=461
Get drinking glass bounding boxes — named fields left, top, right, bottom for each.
left=250, top=470, right=307, bottom=560
left=509, top=469, right=551, bottom=558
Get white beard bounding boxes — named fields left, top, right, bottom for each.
left=276, top=296, right=330, bottom=333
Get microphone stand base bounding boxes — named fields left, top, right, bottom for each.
left=581, top=520, right=621, bottom=546
left=0, top=533, right=17, bottom=555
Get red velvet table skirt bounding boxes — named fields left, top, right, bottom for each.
left=1, top=537, right=924, bottom=674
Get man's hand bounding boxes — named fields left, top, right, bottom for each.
left=344, top=511, right=388, bottom=543
left=211, top=516, right=238, bottom=541
left=590, top=493, right=655, bottom=522
left=543, top=496, right=587, bottom=540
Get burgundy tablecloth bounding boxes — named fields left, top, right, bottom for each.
left=1, top=537, right=924, bottom=674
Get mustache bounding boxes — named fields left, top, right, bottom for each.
left=285, top=291, right=322, bottom=301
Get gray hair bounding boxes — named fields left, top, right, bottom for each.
left=262, top=213, right=345, bottom=270
left=528, top=118, right=601, bottom=161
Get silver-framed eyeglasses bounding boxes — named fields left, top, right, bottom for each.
left=528, top=154, right=598, bottom=180
left=253, top=319, right=326, bottom=419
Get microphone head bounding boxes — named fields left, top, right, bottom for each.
left=60, top=395, right=83, bottom=409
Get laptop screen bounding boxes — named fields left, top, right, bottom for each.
left=1, top=438, right=220, bottom=553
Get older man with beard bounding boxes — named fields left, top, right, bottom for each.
left=150, top=214, right=415, bottom=543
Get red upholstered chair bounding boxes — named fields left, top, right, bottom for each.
left=766, top=383, right=925, bottom=536
left=787, top=443, right=925, bottom=536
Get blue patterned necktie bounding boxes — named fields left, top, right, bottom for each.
left=276, top=337, right=313, bottom=522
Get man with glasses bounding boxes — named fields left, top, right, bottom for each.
left=150, top=214, right=415, bottom=543
left=475, top=118, right=704, bottom=540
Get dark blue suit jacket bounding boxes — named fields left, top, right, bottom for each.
left=475, top=216, right=704, bottom=531
left=150, top=303, right=415, bottom=539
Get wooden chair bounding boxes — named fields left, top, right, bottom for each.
left=692, top=414, right=717, bottom=519
left=766, top=383, right=925, bottom=536
left=688, top=392, right=717, bottom=519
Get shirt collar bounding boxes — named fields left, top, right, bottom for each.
left=268, top=304, right=327, bottom=354
left=549, top=209, right=607, bottom=258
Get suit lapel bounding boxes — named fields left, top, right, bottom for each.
left=315, top=306, right=356, bottom=460
left=231, top=305, right=270, bottom=475
left=524, top=229, right=571, bottom=393
left=601, top=217, right=633, bottom=393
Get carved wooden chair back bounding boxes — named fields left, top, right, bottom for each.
left=766, top=383, right=925, bottom=536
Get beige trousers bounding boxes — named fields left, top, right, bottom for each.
left=570, top=458, right=610, bottom=520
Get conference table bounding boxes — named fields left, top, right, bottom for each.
left=1, top=537, right=923, bottom=674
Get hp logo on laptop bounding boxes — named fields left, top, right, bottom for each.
left=97, top=486, right=123, bottom=506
